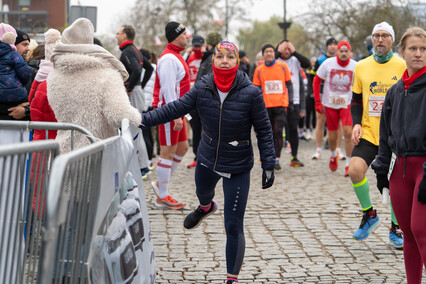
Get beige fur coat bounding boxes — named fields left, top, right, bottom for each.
left=47, top=52, right=141, bottom=153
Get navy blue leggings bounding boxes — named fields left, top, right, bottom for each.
left=195, top=163, right=250, bottom=275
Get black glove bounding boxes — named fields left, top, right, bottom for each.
left=287, top=101, right=294, bottom=113
left=262, top=169, right=275, bottom=189
left=376, top=174, right=389, bottom=194
left=418, top=176, right=426, bottom=204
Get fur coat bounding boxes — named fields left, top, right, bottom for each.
left=47, top=52, right=141, bottom=153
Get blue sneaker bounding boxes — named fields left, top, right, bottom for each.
left=353, top=209, right=380, bottom=240
left=389, top=225, right=404, bottom=249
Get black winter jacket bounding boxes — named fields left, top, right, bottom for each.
left=141, top=70, right=276, bottom=173
left=372, top=73, right=426, bottom=176
left=119, top=43, right=143, bottom=92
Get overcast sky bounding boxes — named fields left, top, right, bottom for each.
left=70, top=0, right=310, bottom=35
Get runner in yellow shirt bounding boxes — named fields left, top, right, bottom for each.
left=349, top=22, right=406, bottom=247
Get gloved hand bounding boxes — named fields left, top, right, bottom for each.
left=376, top=174, right=389, bottom=195
left=262, top=169, right=275, bottom=189
left=315, top=100, right=324, bottom=114
left=417, top=175, right=426, bottom=204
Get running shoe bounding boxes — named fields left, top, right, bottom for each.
left=353, top=209, right=380, bottom=240
left=389, top=225, right=404, bottom=249
left=337, top=150, right=346, bottom=160
left=285, top=143, right=291, bottom=153
left=184, top=200, right=218, bottom=229
left=312, top=151, right=321, bottom=160
left=152, top=181, right=185, bottom=209
left=155, top=195, right=185, bottom=210
left=141, top=167, right=151, bottom=181
left=187, top=160, right=197, bottom=168
left=226, top=278, right=238, bottom=284
left=275, top=160, right=282, bottom=170
left=329, top=156, right=338, bottom=171
left=290, top=157, right=304, bottom=167
left=148, top=161, right=155, bottom=171
left=344, top=166, right=349, bottom=177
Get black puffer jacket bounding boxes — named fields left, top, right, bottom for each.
left=141, top=70, right=276, bottom=173
left=372, top=73, right=426, bottom=176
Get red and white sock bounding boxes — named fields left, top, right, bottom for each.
left=171, top=154, right=183, bottom=175
left=157, top=158, right=172, bottom=199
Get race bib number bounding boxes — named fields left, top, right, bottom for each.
left=264, top=80, right=283, bottom=94
left=369, top=95, right=385, bottom=117
left=328, top=93, right=349, bottom=108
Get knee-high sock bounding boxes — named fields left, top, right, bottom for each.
left=353, top=177, right=372, bottom=211
left=171, top=154, right=183, bottom=175
left=157, top=158, right=172, bottom=199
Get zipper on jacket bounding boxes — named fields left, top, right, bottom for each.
left=402, top=89, right=408, bottom=178
left=206, top=84, right=237, bottom=171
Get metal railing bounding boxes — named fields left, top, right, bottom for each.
left=0, top=120, right=97, bottom=148
left=0, top=140, right=60, bottom=284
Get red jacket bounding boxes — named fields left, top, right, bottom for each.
left=29, top=80, right=57, bottom=140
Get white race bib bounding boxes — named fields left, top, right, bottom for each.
left=368, top=95, right=385, bottom=117
left=264, top=80, right=283, bottom=94
left=328, top=93, right=349, bottom=108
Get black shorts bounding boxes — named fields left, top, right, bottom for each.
left=351, top=138, right=378, bottom=167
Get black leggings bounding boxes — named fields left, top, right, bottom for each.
left=195, top=163, right=250, bottom=275
left=267, top=107, right=286, bottom=158
left=287, top=104, right=300, bottom=158
left=305, top=96, right=316, bottom=129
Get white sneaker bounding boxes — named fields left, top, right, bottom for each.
left=337, top=150, right=346, bottom=160
left=312, top=151, right=321, bottom=160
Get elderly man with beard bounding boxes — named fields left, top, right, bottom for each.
left=348, top=22, right=406, bottom=248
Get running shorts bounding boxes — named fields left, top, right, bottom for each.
left=325, top=106, right=353, bottom=131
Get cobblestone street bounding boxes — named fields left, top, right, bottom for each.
left=143, top=137, right=424, bottom=283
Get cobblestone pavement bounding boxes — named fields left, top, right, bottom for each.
left=143, top=137, right=425, bottom=283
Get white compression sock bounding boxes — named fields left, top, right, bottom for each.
left=157, top=158, right=172, bottom=199
left=171, top=154, right=183, bottom=175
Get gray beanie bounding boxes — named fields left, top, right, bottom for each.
left=61, top=18, right=94, bottom=44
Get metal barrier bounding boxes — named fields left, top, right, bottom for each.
left=0, top=120, right=97, bottom=148
left=0, top=140, right=60, bottom=284
left=39, top=139, right=105, bottom=284
left=38, top=120, right=156, bottom=284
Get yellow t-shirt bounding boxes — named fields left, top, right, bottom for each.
left=352, top=55, right=406, bottom=145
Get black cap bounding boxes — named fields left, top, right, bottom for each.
left=15, top=29, right=30, bottom=45
left=165, top=21, right=185, bottom=43
left=261, top=43, right=275, bottom=55
left=325, top=37, right=337, bottom=47
left=192, top=35, right=204, bottom=46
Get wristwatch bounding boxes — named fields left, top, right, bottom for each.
left=24, top=105, right=31, bottom=116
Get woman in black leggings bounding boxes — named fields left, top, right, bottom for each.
left=141, top=41, right=275, bottom=284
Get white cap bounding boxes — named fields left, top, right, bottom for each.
left=372, top=21, right=395, bottom=42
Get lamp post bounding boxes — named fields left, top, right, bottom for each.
left=277, top=0, right=291, bottom=40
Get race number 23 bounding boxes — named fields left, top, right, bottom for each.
left=369, top=95, right=385, bottom=117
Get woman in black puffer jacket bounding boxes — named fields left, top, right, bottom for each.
left=141, top=41, right=275, bottom=284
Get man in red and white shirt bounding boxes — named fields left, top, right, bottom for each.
left=151, top=21, right=190, bottom=209
left=313, top=40, right=356, bottom=175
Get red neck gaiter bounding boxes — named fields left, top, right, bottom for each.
left=193, top=49, right=202, bottom=58
left=212, top=64, right=239, bottom=93
left=402, top=66, right=426, bottom=90
left=336, top=56, right=350, bottom=67
left=119, top=40, right=134, bottom=49
left=166, top=42, right=185, bottom=54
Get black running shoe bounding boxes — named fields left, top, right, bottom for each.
left=184, top=200, right=218, bottom=229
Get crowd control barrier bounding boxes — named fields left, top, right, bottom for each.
left=0, top=140, right=60, bottom=284
left=39, top=119, right=155, bottom=284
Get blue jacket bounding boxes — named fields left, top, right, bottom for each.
left=141, top=70, right=276, bottom=173
left=0, top=41, right=31, bottom=102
